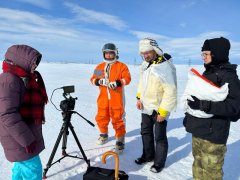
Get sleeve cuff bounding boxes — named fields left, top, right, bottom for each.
left=95, top=79, right=100, bottom=86
left=136, top=92, right=141, bottom=100
left=158, top=108, right=169, bottom=118
left=116, top=80, right=122, bottom=87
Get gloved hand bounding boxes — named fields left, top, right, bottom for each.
left=108, top=81, right=117, bottom=89
left=25, top=141, right=36, bottom=154
left=188, top=96, right=211, bottom=112
left=187, top=96, right=200, bottom=110
left=95, top=78, right=108, bottom=86
left=108, top=80, right=121, bottom=90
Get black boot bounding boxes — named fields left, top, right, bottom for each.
left=135, top=157, right=153, bottom=165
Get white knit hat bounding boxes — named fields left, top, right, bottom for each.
left=139, top=38, right=163, bottom=56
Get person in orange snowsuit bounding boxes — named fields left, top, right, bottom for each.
left=90, top=43, right=131, bottom=153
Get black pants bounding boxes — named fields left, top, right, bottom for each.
left=140, top=112, right=168, bottom=167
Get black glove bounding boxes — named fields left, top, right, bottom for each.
left=188, top=96, right=200, bottom=110
left=108, top=80, right=121, bottom=90
left=188, top=96, right=211, bottom=112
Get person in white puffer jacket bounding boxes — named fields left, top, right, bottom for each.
left=134, top=38, right=177, bottom=173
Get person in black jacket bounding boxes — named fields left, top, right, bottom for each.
left=183, top=37, right=240, bottom=180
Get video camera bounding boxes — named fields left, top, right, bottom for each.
left=50, top=85, right=77, bottom=112
left=59, top=86, right=77, bottom=112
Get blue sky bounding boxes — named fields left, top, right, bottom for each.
left=0, top=0, right=240, bottom=64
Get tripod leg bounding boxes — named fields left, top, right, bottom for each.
left=69, top=122, right=90, bottom=167
left=42, top=122, right=67, bottom=178
left=61, top=128, right=69, bottom=156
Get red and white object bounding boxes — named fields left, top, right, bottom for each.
left=181, top=68, right=229, bottom=118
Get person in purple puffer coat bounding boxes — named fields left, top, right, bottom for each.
left=0, top=44, right=48, bottom=180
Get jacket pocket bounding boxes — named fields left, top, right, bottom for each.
left=184, top=113, right=213, bottom=136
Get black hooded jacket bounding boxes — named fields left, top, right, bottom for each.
left=183, top=37, right=240, bottom=144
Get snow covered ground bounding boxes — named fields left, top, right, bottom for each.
left=1, top=62, right=240, bottom=180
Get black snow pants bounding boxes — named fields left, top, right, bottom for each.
left=140, top=111, right=168, bottom=167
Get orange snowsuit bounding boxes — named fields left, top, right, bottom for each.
left=90, top=61, right=131, bottom=138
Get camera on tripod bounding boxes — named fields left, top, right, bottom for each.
left=43, top=85, right=95, bottom=179
left=60, top=86, right=77, bottom=112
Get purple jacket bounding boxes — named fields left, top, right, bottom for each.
left=0, top=45, right=45, bottom=162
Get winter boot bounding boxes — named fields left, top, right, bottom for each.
left=115, top=137, right=125, bottom=154
left=135, top=157, right=153, bottom=165
left=96, top=134, right=108, bottom=145
left=150, top=164, right=164, bottom=173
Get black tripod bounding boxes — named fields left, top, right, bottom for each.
left=42, top=110, right=95, bottom=179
